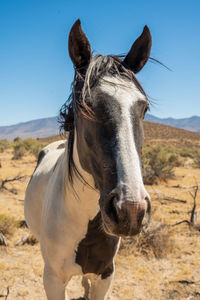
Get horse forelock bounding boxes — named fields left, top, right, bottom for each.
left=59, top=55, right=148, bottom=131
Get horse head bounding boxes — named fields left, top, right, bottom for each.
left=66, top=19, right=151, bottom=237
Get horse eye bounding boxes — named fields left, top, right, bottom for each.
left=143, top=106, right=149, bottom=118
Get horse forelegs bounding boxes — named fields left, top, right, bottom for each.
left=89, top=274, right=113, bottom=300
left=43, top=265, right=69, bottom=300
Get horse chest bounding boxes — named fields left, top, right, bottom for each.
left=75, top=212, right=119, bottom=279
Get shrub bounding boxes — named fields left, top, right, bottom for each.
left=143, top=145, right=178, bottom=184
left=120, top=221, right=177, bottom=259
left=12, top=139, right=26, bottom=160
left=178, top=146, right=196, bottom=159
left=193, top=150, right=200, bottom=168
left=0, top=139, right=10, bottom=153
left=23, top=138, right=35, bottom=149
left=13, top=137, right=21, bottom=142
left=23, top=138, right=42, bottom=158
left=0, top=214, right=17, bottom=236
left=12, top=138, right=42, bottom=160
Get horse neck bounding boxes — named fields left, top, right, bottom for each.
left=63, top=130, right=99, bottom=220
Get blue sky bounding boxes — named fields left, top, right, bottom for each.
left=0, top=0, right=200, bottom=126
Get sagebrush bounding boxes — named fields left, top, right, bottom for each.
left=142, top=145, right=179, bottom=184
left=0, top=214, right=17, bottom=236
left=0, top=139, right=10, bottom=153
left=120, top=221, right=177, bottom=259
left=12, top=138, right=42, bottom=160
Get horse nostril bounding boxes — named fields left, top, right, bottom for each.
left=105, top=194, right=119, bottom=224
left=137, top=209, right=145, bottom=227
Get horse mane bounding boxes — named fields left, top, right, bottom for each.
left=59, top=54, right=147, bottom=184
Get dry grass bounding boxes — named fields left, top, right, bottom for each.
left=0, top=127, right=200, bottom=299
left=120, top=221, right=178, bottom=259
left=0, top=214, right=18, bottom=236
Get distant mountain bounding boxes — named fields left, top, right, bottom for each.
left=0, top=114, right=199, bottom=141
left=0, top=117, right=59, bottom=141
left=144, top=114, right=200, bottom=133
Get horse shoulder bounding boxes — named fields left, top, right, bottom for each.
left=24, top=140, right=67, bottom=239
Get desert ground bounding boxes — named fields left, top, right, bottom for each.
left=0, top=124, right=200, bottom=300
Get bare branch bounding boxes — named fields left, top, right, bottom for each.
left=15, top=233, right=38, bottom=246
left=0, top=287, right=9, bottom=299
left=0, top=175, right=27, bottom=194
left=5, top=287, right=9, bottom=300
left=172, top=184, right=200, bottom=190
left=162, top=197, right=187, bottom=204
left=173, top=185, right=200, bottom=231
left=0, top=233, right=7, bottom=246
left=170, top=280, right=200, bottom=285
left=190, top=185, right=198, bottom=225
left=173, top=220, right=190, bottom=226
left=150, top=188, right=187, bottom=203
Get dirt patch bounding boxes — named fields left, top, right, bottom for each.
left=1, top=150, right=200, bottom=299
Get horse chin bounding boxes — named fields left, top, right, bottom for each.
left=101, top=217, right=139, bottom=237
left=102, top=221, right=119, bottom=237
left=101, top=211, right=148, bottom=237
left=103, top=222, right=143, bottom=237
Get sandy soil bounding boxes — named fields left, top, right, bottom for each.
left=1, top=150, right=200, bottom=299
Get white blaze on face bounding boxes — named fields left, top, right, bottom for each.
left=100, top=76, right=148, bottom=202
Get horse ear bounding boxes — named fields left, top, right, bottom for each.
left=124, top=26, right=152, bottom=73
left=68, top=19, right=92, bottom=71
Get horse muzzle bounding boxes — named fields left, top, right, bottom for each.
left=100, top=191, right=151, bottom=237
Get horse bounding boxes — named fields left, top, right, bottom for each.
left=24, top=19, right=152, bottom=300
